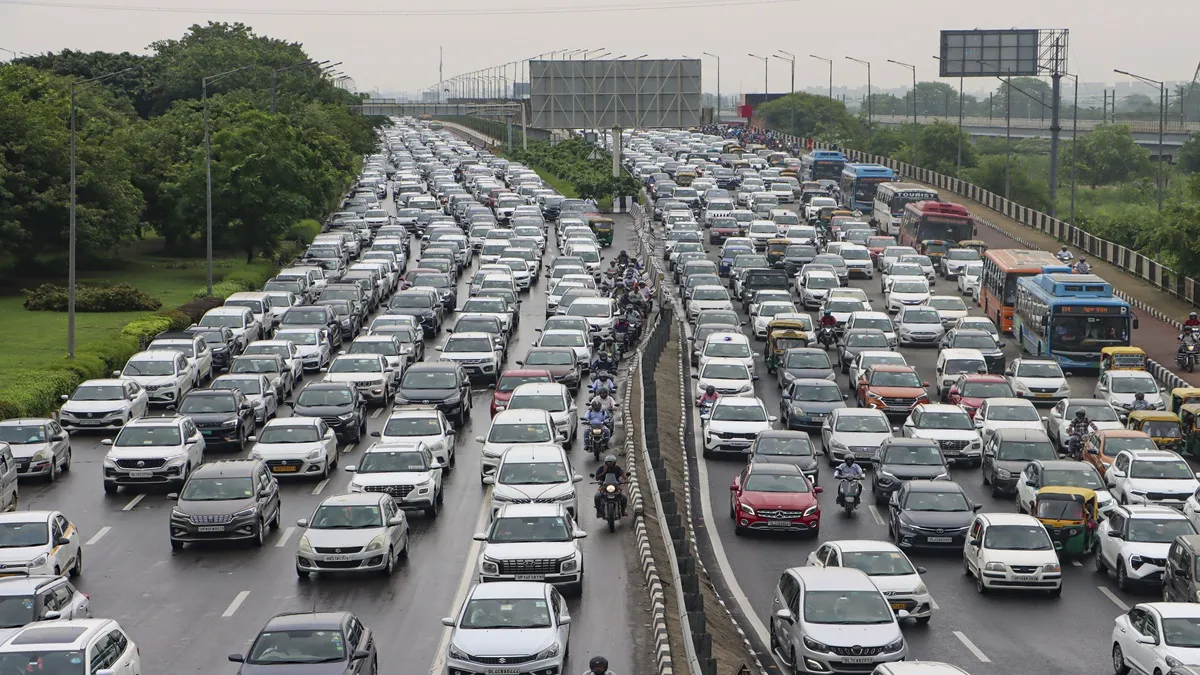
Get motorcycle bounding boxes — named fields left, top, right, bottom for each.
left=1179, top=331, right=1200, bottom=372
left=591, top=473, right=626, bottom=532
left=699, top=399, right=716, bottom=420
left=817, top=326, right=837, bottom=351
left=1066, top=433, right=1084, bottom=460
left=586, top=420, right=609, bottom=461
left=836, top=474, right=864, bottom=515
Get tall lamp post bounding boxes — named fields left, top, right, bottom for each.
left=888, top=59, right=919, bottom=168
left=270, top=60, right=335, bottom=113
left=67, top=65, right=140, bottom=359
left=1114, top=68, right=1166, bottom=212
left=773, top=51, right=796, bottom=134
left=809, top=55, right=832, bottom=136
left=203, top=64, right=256, bottom=296
left=702, top=52, right=721, bottom=120
left=845, top=56, right=872, bottom=125
left=1066, top=73, right=1079, bottom=226
left=748, top=53, right=769, bottom=103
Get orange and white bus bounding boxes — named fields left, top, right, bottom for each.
left=979, top=249, right=1068, bottom=334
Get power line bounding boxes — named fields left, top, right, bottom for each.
left=0, top=0, right=801, bottom=16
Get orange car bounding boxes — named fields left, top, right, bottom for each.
left=1081, top=429, right=1158, bottom=476
left=855, top=364, right=931, bottom=418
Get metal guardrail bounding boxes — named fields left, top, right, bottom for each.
left=868, top=113, right=1200, bottom=134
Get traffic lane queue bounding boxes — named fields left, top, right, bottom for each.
left=16, top=141, right=640, bottom=675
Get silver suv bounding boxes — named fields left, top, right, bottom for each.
left=101, top=415, right=205, bottom=493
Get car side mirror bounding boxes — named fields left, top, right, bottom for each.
left=691, top=374, right=699, bottom=379
left=100, top=439, right=113, bottom=446
left=1108, top=530, right=1122, bottom=539
left=441, top=617, right=456, bottom=627
left=482, top=476, right=495, bottom=485
left=166, top=493, right=179, bottom=500
left=813, top=486, right=824, bottom=494
left=388, top=517, right=405, bottom=526
left=40, top=610, right=61, bottom=622
left=974, top=418, right=984, bottom=429
left=774, top=608, right=794, bottom=623
left=972, top=503, right=982, bottom=512
left=370, top=431, right=381, bottom=437
left=1137, top=636, right=1157, bottom=646
left=296, top=518, right=309, bottom=528
left=968, top=538, right=980, bottom=547
left=1025, top=479, right=1037, bottom=487
left=227, top=655, right=245, bottom=664
left=922, top=381, right=930, bottom=388
left=472, top=532, right=488, bottom=541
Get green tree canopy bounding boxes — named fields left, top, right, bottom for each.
left=1064, top=124, right=1153, bottom=188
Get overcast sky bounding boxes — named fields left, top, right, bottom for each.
left=2, top=0, right=1198, bottom=96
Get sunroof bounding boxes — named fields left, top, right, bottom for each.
left=11, top=627, right=88, bottom=645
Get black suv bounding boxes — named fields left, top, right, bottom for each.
left=388, top=290, right=444, bottom=338
left=394, top=362, right=472, bottom=426
left=168, top=459, right=281, bottom=550
left=290, top=383, right=367, bottom=443
left=870, top=438, right=950, bottom=504
left=176, top=389, right=255, bottom=451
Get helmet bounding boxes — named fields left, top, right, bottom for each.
left=598, top=388, right=610, bottom=397
left=1190, top=312, right=1197, bottom=319
left=824, top=310, right=832, bottom=316
left=605, top=337, right=614, bottom=344
left=604, top=455, right=616, bottom=465
left=591, top=400, right=602, bottom=411
left=1135, top=392, right=1146, bottom=400
left=589, top=656, right=610, bottom=672
left=1075, top=409, right=1087, bottom=419
left=619, top=250, right=627, bottom=257
left=1060, top=245, right=1068, bottom=251
left=1078, top=257, right=1087, bottom=263
left=843, top=456, right=856, bottom=466
left=706, top=385, right=716, bottom=394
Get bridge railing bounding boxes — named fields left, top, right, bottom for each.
left=867, top=113, right=1200, bottom=134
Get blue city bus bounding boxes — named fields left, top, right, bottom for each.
left=839, top=163, right=896, bottom=213
left=801, top=150, right=846, bottom=181
left=1013, top=272, right=1139, bottom=370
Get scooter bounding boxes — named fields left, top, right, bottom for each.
left=1066, top=433, right=1084, bottom=460
left=837, top=475, right=864, bottom=516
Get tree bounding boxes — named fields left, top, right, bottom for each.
left=757, top=92, right=867, bottom=145
left=1150, top=175, right=1200, bottom=276
left=865, top=126, right=905, bottom=158
left=914, top=121, right=977, bottom=175
left=1064, top=124, right=1153, bottom=187
left=961, top=155, right=1051, bottom=211
left=14, top=49, right=157, bottom=118
left=1178, top=132, right=1200, bottom=174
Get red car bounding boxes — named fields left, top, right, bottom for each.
left=729, top=462, right=822, bottom=537
left=944, top=374, right=1014, bottom=419
left=491, top=368, right=555, bottom=416
left=866, top=235, right=897, bottom=263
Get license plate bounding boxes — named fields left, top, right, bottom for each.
left=129, top=471, right=153, bottom=478
left=272, top=465, right=299, bottom=473
left=768, top=520, right=792, bottom=527
left=927, top=536, right=952, bottom=543
left=487, top=669, right=519, bottom=675
left=1013, top=574, right=1037, bottom=581
left=890, top=603, right=907, bottom=610
left=77, top=420, right=103, bottom=426
left=842, top=657, right=874, bottom=664
left=323, top=555, right=351, bottom=562
left=1035, top=393, right=1053, bottom=398
left=514, top=574, right=545, bottom=581
left=201, top=430, right=213, bottom=435
left=197, top=526, right=224, bottom=533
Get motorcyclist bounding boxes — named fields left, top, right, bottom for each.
left=590, top=388, right=618, bottom=425
left=1073, top=257, right=1091, bottom=274
left=593, top=455, right=628, bottom=518
left=819, top=310, right=838, bottom=329
left=584, top=400, right=612, bottom=445
left=833, top=456, right=864, bottom=506
left=1130, top=392, right=1152, bottom=411
left=1067, top=409, right=1097, bottom=456
left=590, top=371, right=617, bottom=395
left=1178, top=326, right=1200, bottom=362
left=598, top=337, right=619, bottom=361
left=593, top=350, right=618, bottom=375
left=1185, top=312, right=1200, bottom=329
left=1056, top=246, right=1074, bottom=263
left=617, top=250, right=630, bottom=267
left=586, top=656, right=615, bottom=675
left=698, top=384, right=720, bottom=408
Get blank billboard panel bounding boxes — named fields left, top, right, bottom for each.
left=939, top=29, right=1039, bottom=77
left=529, top=59, right=702, bottom=129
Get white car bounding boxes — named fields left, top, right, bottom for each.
left=1106, top=450, right=1200, bottom=509
left=198, top=306, right=261, bottom=348
left=475, top=503, right=585, bottom=592
left=957, top=262, right=983, bottom=296
left=819, top=298, right=867, bottom=326
left=0, top=511, right=82, bottom=578
left=249, top=417, right=340, bottom=479
left=376, top=407, right=456, bottom=468
left=898, top=255, right=936, bottom=283
left=242, top=340, right=304, bottom=385
left=829, top=287, right=872, bottom=309
left=701, top=397, right=776, bottom=458
left=1044, top=398, right=1124, bottom=449
left=839, top=244, right=874, bottom=278
left=536, top=329, right=592, bottom=372
left=101, top=414, right=206, bottom=492
left=497, top=257, right=533, bottom=289
left=1096, top=505, right=1196, bottom=590
left=886, top=279, right=932, bottom=314
left=475, top=410, right=559, bottom=483
left=1006, top=358, right=1071, bottom=403
left=295, top=492, right=409, bottom=576
left=799, top=271, right=839, bottom=309
left=119, top=349, right=196, bottom=406
left=698, top=330, right=756, bottom=374
left=879, top=246, right=919, bottom=271
left=437, top=331, right=502, bottom=384
left=441, top=582, right=571, bottom=675
left=58, top=378, right=149, bottom=432
left=1095, top=370, right=1167, bottom=414
left=693, top=358, right=756, bottom=402
left=0, top=419, right=71, bottom=481
left=821, top=407, right=894, bottom=464
left=688, top=285, right=735, bottom=320
left=346, top=441, right=445, bottom=518
left=507, top=383, right=578, bottom=445
left=880, top=263, right=926, bottom=295
left=940, top=248, right=982, bottom=279
left=973, top=398, right=1046, bottom=436
left=925, top=295, right=969, bottom=327
left=963, top=513, right=1061, bottom=596
left=900, top=404, right=983, bottom=466
left=805, top=540, right=933, bottom=624
left=894, top=306, right=945, bottom=346
left=210, top=374, right=278, bottom=424
left=751, top=301, right=798, bottom=339
left=347, top=334, right=408, bottom=375
left=1112, top=602, right=1200, bottom=675
left=324, top=353, right=395, bottom=405
left=564, top=297, right=617, bottom=339
left=485, top=444, right=582, bottom=519
left=274, top=327, right=333, bottom=372
left=845, top=312, right=897, bottom=347
left=146, top=335, right=214, bottom=384
left=934, top=348, right=988, bottom=399
left=746, top=289, right=791, bottom=317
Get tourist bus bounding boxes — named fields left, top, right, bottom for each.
left=801, top=150, right=847, bottom=181
left=979, top=249, right=1068, bottom=334
left=897, top=201, right=975, bottom=253
left=1014, top=272, right=1138, bottom=370
left=839, top=163, right=896, bottom=214
left=873, top=183, right=940, bottom=236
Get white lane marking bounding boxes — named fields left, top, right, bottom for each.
left=953, top=631, right=992, bottom=663
left=312, top=479, right=330, bottom=495
left=1072, top=560, right=1083, bottom=567
left=222, top=591, right=251, bottom=618
left=1099, top=586, right=1130, bottom=611
left=121, top=494, right=145, bottom=511
left=340, top=444, right=354, bottom=454
left=84, top=527, right=110, bottom=546
left=866, top=504, right=884, bottom=525
left=429, top=488, right=493, bottom=675
left=370, top=407, right=383, bottom=419
left=275, top=526, right=296, bottom=548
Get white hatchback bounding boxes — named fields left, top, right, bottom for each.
left=249, top=417, right=340, bottom=479
left=963, top=513, right=1061, bottom=596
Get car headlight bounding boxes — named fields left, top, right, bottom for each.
left=1056, top=382, right=1071, bottom=393
left=878, top=470, right=897, bottom=481
left=1167, top=655, right=1185, bottom=669
left=534, top=644, right=560, bottom=660
left=803, top=636, right=829, bottom=652
left=248, top=451, right=263, bottom=461
left=33, top=449, right=51, bottom=462
left=995, top=468, right=1012, bottom=479
left=233, top=506, right=257, bottom=518
left=448, top=644, right=469, bottom=660
left=913, top=583, right=928, bottom=596
left=984, top=562, right=1006, bottom=572
left=1042, top=563, right=1060, bottom=573
left=480, top=559, right=499, bottom=575
left=802, top=504, right=818, bottom=517
left=825, top=372, right=838, bottom=382
left=222, top=418, right=239, bottom=427
left=740, top=503, right=756, bottom=516
left=737, top=384, right=753, bottom=394
left=445, top=392, right=462, bottom=405
left=365, top=533, right=389, bottom=553
left=882, top=638, right=905, bottom=653
left=561, top=558, right=579, bottom=573
left=349, top=483, right=364, bottom=493
left=934, top=472, right=951, bottom=481
left=29, top=555, right=48, bottom=568
left=305, top=448, right=325, bottom=461
left=165, top=454, right=188, bottom=466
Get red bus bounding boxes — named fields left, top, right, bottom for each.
left=980, top=249, right=1065, bottom=334
left=897, top=201, right=976, bottom=252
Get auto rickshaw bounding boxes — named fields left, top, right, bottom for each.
left=1100, top=346, right=1147, bottom=372
left=957, top=239, right=989, bottom=255
left=1180, top=404, right=1200, bottom=459
left=1169, top=387, right=1200, bottom=414
left=1126, top=410, right=1185, bottom=452
left=764, top=320, right=810, bottom=374
left=919, top=240, right=951, bottom=263
left=590, top=217, right=614, bottom=247
left=1033, top=487, right=1098, bottom=559
left=766, top=239, right=791, bottom=268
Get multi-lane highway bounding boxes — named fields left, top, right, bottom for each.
left=21, top=137, right=652, bottom=674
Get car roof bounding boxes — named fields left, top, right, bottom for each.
left=128, top=349, right=182, bottom=361
left=500, top=444, right=565, bottom=463
left=468, top=581, right=549, bottom=600
left=1121, top=504, right=1189, bottom=519
left=0, top=619, right=118, bottom=649
left=318, top=493, right=387, bottom=507
left=125, top=415, right=186, bottom=427
left=510, top=382, right=568, bottom=396
left=984, top=397, right=1036, bottom=407
left=495, top=502, right=568, bottom=519
left=365, top=441, right=425, bottom=454
left=941, top=348, right=986, bottom=360
left=915, top=403, right=968, bottom=413
left=0, top=419, right=54, bottom=426
left=263, top=416, right=320, bottom=428
left=904, top=480, right=963, bottom=492
left=979, top=512, right=1041, bottom=526
left=789, top=566, right=876, bottom=589
left=0, top=575, right=66, bottom=594
left=448, top=331, right=493, bottom=340
left=958, top=374, right=1006, bottom=382
left=993, top=427, right=1052, bottom=440
left=828, top=539, right=905, bottom=554
left=193, top=460, right=260, bottom=478
left=263, top=611, right=350, bottom=631
left=836, top=407, right=887, bottom=417
left=1141, top=602, right=1200, bottom=619
left=1128, top=450, right=1186, bottom=461
left=407, top=362, right=459, bottom=372
left=714, top=397, right=763, bottom=407
left=492, top=409, right=554, bottom=423
left=869, top=364, right=916, bottom=373
left=748, top=462, right=803, bottom=475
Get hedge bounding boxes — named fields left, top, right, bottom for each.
left=23, top=282, right=163, bottom=313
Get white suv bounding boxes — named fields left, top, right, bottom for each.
left=485, top=444, right=582, bottom=519
left=437, top=331, right=502, bottom=384
left=346, top=441, right=445, bottom=518
left=900, top=403, right=983, bottom=466
left=102, top=415, right=205, bottom=493
left=475, top=503, right=586, bottom=594
left=1096, top=504, right=1196, bottom=591
left=702, top=397, right=776, bottom=459
left=118, top=349, right=196, bottom=406
left=0, top=619, right=140, bottom=674
left=1106, top=449, right=1200, bottom=508
left=377, top=407, right=457, bottom=469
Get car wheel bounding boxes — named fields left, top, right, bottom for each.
left=381, top=547, right=395, bottom=576
left=46, top=457, right=57, bottom=483
left=69, top=550, right=82, bottom=578
left=1095, top=549, right=1108, bottom=573
left=103, top=481, right=118, bottom=495
left=1116, top=560, right=1130, bottom=591
left=914, top=615, right=931, bottom=626
left=975, top=571, right=987, bottom=594
left=425, top=495, right=440, bottom=518
left=269, top=503, right=281, bottom=528
left=296, top=565, right=309, bottom=578
left=170, top=539, right=184, bottom=552
left=253, top=521, right=265, bottom=547
left=61, top=448, right=71, bottom=473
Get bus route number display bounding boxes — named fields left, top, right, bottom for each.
left=1056, top=305, right=1128, bottom=315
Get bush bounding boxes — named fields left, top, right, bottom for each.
left=22, top=282, right=163, bottom=312
left=121, top=314, right=184, bottom=342
left=194, top=280, right=249, bottom=300
left=287, top=219, right=322, bottom=245
left=223, top=265, right=274, bottom=291
left=176, top=296, right=224, bottom=322
left=0, top=369, right=82, bottom=419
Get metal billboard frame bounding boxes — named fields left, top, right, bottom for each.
left=938, top=29, right=1040, bottom=78
left=529, top=59, right=702, bottom=129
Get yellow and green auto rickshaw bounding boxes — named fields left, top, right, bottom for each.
left=766, top=239, right=792, bottom=268
left=957, top=239, right=989, bottom=255
left=1100, top=346, right=1147, bottom=372
left=1033, top=487, right=1098, bottom=559
left=1127, top=410, right=1185, bottom=452
left=1180, top=404, right=1200, bottom=459
left=919, top=240, right=952, bottom=263
left=764, top=320, right=810, bottom=375
left=590, top=217, right=614, bottom=247
left=1169, top=387, right=1200, bottom=415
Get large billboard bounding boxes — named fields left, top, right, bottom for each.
left=529, top=59, right=702, bottom=129
left=939, top=29, right=1039, bottom=77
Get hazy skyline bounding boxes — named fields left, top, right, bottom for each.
left=2, top=0, right=1198, bottom=97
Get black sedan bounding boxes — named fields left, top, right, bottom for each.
left=870, top=438, right=951, bottom=504
left=886, top=480, right=980, bottom=550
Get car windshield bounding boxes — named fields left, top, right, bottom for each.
left=711, top=404, right=767, bottom=422
left=1131, top=459, right=1194, bottom=479
left=214, top=377, right=262, bottom=396
left=123, top=360, right=175, bottom=377
left=951, top=333, right=998, bottom=350
left=754, top=437, right=814, bottom=457
left=793, top=383, right=843, bottom=403
left=960, top=382, right=1013, bottom=398
left=0, top=650, right=85, bottom=674
left=0, top=595, right=39, bottom=628
left=232, top=359, right=280, bottom=375
left=445, top=338, right=494, bottom=353
left=743, top=472, right=810, bottom=492
left=401, top=371, right=457, bottom=389
left=383, top=415, right=441, bottom=438
left=917, top=411, right=972, bottom=430
left=759, top=303, right=795, bottom=317
left=888, top=265, right=923, bottom=277
left=891, top=281, right=929, bottom=294
left=885, top=445, right=944, bottom=465
left=835, top=415, right=890, bottom=433
left=311, top=504, right=384, bottom=529
left=1143, top=421, right=1184, bottom=438
left=841, top=551, right=917, bottom=576
left=246, top=629, right=347, bottom=665
left=903, top=310, right=940, bottom=325
left=962, top=264, right=982, bottom=277
left=180, top=477, right=254, bottom=501
left=846, top=334, right=889, bottom=349
left=850, top=319, right=893, bottom=335
left=1127, top=517, right=1195, bottom=544
left=806, top=275, right=840, bottom=290
left=541, top=333, right=584, bottom=348
left=329, top=357, right=382, bottom=374
left=870, top=371, right=922, bottom=388
left=0, top=522, right=48, bottom=548
left=509, top=395, right=566, bottom=413
left=498, top=461, right=569, bottom=485
left=703, top=363, right=752, bottom=381
left=995, top=440, right=1057, bottom=461
left=1160, top=618, right=1200, bottom=648
left=567, top=303, right=611, bottom=319
left=692, top=288, right=730, bottom=301
left=258, top=425, right=321, bottom=444
left=392, top=295, right=433, bottom=309
left=463, top=300, right=507, bottom=313
left=179, top=395, right=236, bottom=414
left=983, top=525, right=1053, bottom=550
left=1065, top=404, right=1119, bottom=422
left=786, top=353, right=831, bottom=370
left=357, top=451, right=428, bottom=473
left=803, top=590, right=893, bottom=625
left=297, top=388, right=354, bottom=408
left=1016, top=362, right=1063, bottom=378
left=0, top=424, right=49, bottom=445
left=1043, top=468, right=1105, bottom=489
left=722, top=248, right=752, bottom=260
left=245, top=344, right=291, bottom=360
left=277, top=331, right=319, bottom=346
left=704, top=340, right=751, bottom=359
left=115, top=426, right=181, bottom=447
left=824, top=300, right=862, bottom=313
left=460, top=598, right=552, bottom=629
left=490, top=516, right=572, bottom=543
left=526, top=351, right=573, bottom=366
left=987, top=404, right=1039, bottom=421
left=943, top=359, right=987, bottom=376
left=1110, top=376, right=1159, bottom=394
left=1103, top=437, right=1159, bottom=455
left=488, top=424, right=553, bottom=444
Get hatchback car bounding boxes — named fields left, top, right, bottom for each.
left=0, top=619, right=140, bottom=675
left=229, top=611, right=377, bottom=674
left=0, top=511, right=82, bottom=578
left=729, top=462, right=821, bottom=536
left=963, top=513, right=1061, bottom=596
left=249, top=417, right=339, bottom=479
left=440, top=582, right=571, bottom=675
left=821, top=408, right=893, bottom=465
left=805, top=540, right=933, bottom=624
left=295, top=493, right=409, bottom=577
left=0, top=419, right=71, bottom=482
left=702, top=397, right=776, bottom=458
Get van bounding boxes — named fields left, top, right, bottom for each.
left=0, top=443, right=17, bottom=511
left=486, top=443, right=581, bottom=518
left=1164, top=534, right=1200, bottom=602
left=224, top=292, right=276, bottom=333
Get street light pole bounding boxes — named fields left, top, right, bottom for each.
left=203, top=64, right=256, bottom=296
left=1115, top=68, right=1166, bottom=211
left=810, top=55, right=832, bottom=137
left=845, top=57, right=871, bottom=125
left=888, top=60, right=918, bottom=168
left=702, top=53, right=721, bottom=120
left=748, top=54, right=769, bottom=106
left=67, top=65, right=140, bottom=359
left=271, top=60, right=334, bottom=114
left=774, top=52, right=796, bottom=134
left=1067, top=74, right=1079, bottom=226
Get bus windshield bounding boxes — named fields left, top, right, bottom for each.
left=1051, top=315, right=1130, bottom=350
left=916, top=217, right=974, bottom=243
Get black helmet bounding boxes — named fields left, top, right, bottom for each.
left=844, top=456, right=856, bottom=466
left=1078, top=257, right=1087, bottom=263
left=706, top=385, right=716, bottom=394
left=1075, top=409, right=1087, bottom=419
left=591, top=400, right=602, bottom=411
left=589, top=656, right=610, bottom=672
left=1135, top=392, right=1146, bottom=400
left=604, top=455, right=616, bottom=465
left=619, top=250, right=627, bottom=257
